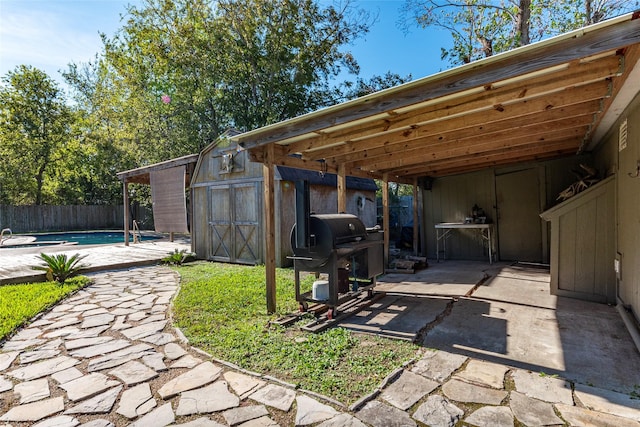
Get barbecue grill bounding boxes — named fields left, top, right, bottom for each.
left=290, top=181, right=383, bottom=319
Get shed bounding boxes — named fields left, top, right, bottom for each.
left=190, top=136, right=377, bottom=267
left=225, top=8, right=640, bottom=337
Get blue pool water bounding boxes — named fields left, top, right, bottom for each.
left=31, top=231, right=161, bottom=246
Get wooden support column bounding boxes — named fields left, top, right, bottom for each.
left=337, top=163, right=347, bottom=213
left=263, top=144, right=277, bottom=314
left=382, top=173, right=390, bottom=268
left=413, top=177, right=419, bottom=256
left=123, top=181, right=130, bottom=246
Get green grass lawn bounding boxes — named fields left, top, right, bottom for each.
left=0, top=277, right=88, bottom=340
left=172, top=262, right=418, bottom=404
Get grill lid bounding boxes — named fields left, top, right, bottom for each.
left=291, top=214, right=367, bottom=261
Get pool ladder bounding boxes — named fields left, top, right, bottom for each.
left=132, top=220, right=142, bottom=244
left=0, top=228, right=12, bottom=245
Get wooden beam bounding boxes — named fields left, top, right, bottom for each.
left=394, top=140, right=580, bottom=177
left=123, top=181, right=130, bottom=246
left=236, top=19, right=640, bottom=151
left=263, top=144, right=277, bottom=314
left=337, top=163, right=346, bottom=213
left=382, top=173, right=390, bottom=268
left=354, top=115, right=594, bottom=172
left=332, top=88, right=605, bottom=164
left=412, top=177, right=419, bottom=256
left=289, top=55, right=620, bottom=158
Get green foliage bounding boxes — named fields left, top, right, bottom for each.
left=0, top=65, right=73, bottom=205
left=32, top=253, right=89, bottom=284
left=161, top=249, right=196, bottom=266
left=96, top=0, right=372, bottom=163
left=341, top=71, right=413, bottom=101
left=172, top=262, right=416, bottom=403
left=402, top=0, right=638, bottom=66
left=0, top=277, right=88, bottom=340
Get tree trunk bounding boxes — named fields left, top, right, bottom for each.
left=518, top=0, right=532, bottom=46
left=35, top=163, right=46, bottom=205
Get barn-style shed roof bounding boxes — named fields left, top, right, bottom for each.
left=233, top=12, right=640, bottom=183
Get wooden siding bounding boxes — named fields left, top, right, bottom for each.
left=595, top=92, right=640, bottom=317
left=422, top=156, right=597, bottom=262
left=191, top=145, right=376, bottom=267
left=541, top=176, right=615, bottom=302
left=0, top=205, right=122, bottom=233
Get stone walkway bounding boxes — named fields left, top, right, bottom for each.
left=0, top=266, right=639, bottom=427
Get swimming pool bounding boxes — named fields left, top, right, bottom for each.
left=6, top=231, right=163, bottom=247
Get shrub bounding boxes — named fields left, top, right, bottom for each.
left=32, top=253, right=88, bottom=284
left=161, top=248, right=196, bottom=266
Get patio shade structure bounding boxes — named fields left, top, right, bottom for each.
left=228, top=12, right=640, bottom=312
left=116, top=154, right=199, bottom=245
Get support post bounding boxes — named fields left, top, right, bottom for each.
left=263, top=144, right=277, bottom=314
left=123, top=181, right=130, bottom=246
left=337, top=163, right=347, bottom=213
left=413, top=177, right=419, bottom=256
left=382, top=173, right=390, bottom=269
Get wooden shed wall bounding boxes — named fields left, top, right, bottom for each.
left=192, top=145, right=377, bottom=267
left=594, top=92, right=640, bottom=319
left=541, top=177, right=616, bottom=302
left=422, top=156, right=593, bottom=262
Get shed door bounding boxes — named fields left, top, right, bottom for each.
left=495, top=168, right=543, bottom=262
left=208, top=183, right=261, bottom=264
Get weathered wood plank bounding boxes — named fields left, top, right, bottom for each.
left=263, top=144, right=277, bottom=313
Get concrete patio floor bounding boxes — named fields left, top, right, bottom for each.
left=342, top=261, right=640, bottom=396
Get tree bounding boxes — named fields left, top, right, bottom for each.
left=0, top=66, right=73, bottom=205
left=341, top=71, right=413, bottom=101
left=402, top=0, right=638, bottom=66
left=98, top=0, right=372, bottom=164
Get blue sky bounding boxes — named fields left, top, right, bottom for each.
left=0, top=0, right=451, bottom=90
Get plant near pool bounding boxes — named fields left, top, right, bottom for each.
left=171, top=262, right=417, bottom=403
left=32, top=253, right=88, bottom=283
left=161, top=249, right=196, bottom=266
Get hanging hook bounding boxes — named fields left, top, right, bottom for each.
left=629, top=161, right=640, bottom=178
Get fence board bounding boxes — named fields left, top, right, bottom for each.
left=0, top=205, right=123, bottom=233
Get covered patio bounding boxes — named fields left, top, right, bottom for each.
left=228, top=13, right=640, bottom=313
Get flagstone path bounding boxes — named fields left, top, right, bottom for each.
left=0, top=266, right=639, bottom=426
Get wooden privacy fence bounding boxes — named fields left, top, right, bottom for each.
left=0, top=205, right=123, bottom=233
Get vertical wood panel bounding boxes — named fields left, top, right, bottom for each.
left=337, top=163, right=346, bottom=214
left=413, top=178, right=419, bottom=255
left=382, top=173, right=389, bottom=268
left=263, top=145, right=276, bottom=314
left=574, top=199, right=597, bottom=293
left=558, top=210, right=577, bottom=292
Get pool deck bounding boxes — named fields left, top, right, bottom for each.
left=0, top=238, right=191, bottom=285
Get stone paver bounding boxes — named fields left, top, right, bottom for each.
left=509, top=391, right=563, bottom=426
left=442, top=378, right=508, bottom=405
left=157, top=361, right=222, bottom=399
left=356, top=400, right=416, bottom=427
left=464, top=406, right=514, bottom=427
left=59, top=372, right=120, bottom=402
left=223, top=405, right=269, bottom=426
left=14, top=377, right=50, bottom=403
left=0, top=396, right=65, bottom=422
left=116, top=382, right=157, bottom=419
left=454, top=359, right=508, bottom=389
left=380, top=370, right=439, bottom=410
left=249, top=383, right=296, bottom=412
left=108, top=360, right=158, bottom=385
left=511, top=369, right=573, bottom=405
left=295, top=395, right=340, bottom=425
left=2, top=264, right=639, bottom=427
left=574, top=383, right=640, bottom=421
left=176, top=381, right=240, bottom=416
left=412, top=395, right=464, bottom=427
left=411, top=349, right=467, bottom=382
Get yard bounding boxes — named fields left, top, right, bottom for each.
left=171, top=261, right=418, bottom=404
